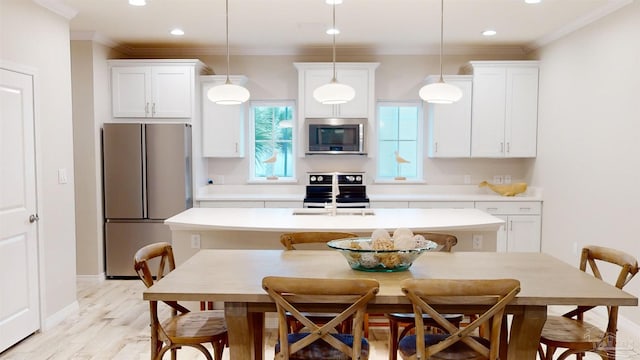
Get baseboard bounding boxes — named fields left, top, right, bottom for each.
left=76, top=273, right=106, bottom=283
left=43, top=300, right=79, bottom=331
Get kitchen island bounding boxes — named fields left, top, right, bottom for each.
left=165, top=207, right=504, bottom=264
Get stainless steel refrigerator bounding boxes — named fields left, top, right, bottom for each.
left=102, top=123, right=192, bottom=278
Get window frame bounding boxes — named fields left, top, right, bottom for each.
left=248, top=100, right=297, bottom=183
left=375, top=101, right=424, bottom=183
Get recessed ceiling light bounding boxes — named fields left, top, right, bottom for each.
left=326, top=27, right=340, bottom=35
left=170, top=28, right=184, bottom=36
left=325, top=0, right=343, bottom=4
left=525, top=0, right=541, bottom=4
left=129, top=0, right=146, bottom=6
left=482, top=29, right=497, bottom=36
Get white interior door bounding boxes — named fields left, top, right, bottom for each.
left=0, top=67, right=40, bottom=352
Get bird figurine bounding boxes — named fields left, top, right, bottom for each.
left=479, top=181, right=528, bottom=197
left=263, top=151, right=278, bottom=180
left=394, top=151, right=410, bottom=180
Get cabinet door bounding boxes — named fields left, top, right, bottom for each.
left=335, top=69, right=369, bottom=118
left=151, top=66, right=193, bottom=118
left=303, top=69, right=336, bottom=118
left=303, top=68, right=369, bottom=118
left=507, top=215, right=541, bottom=252
left=505, top=67, right=538, bottom=157
left=111, top=66, right=151, bottom=118
left=202, top=82, right=244, bottom=157
left=496, top=215, right=508, bottom=252
left=428, top=77, right=472, bottom=157
left=471, top=67, right=506, bottom=157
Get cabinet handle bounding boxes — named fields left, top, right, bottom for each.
left=510, top=219, right=513, bottom=231
left=435, top=142, right=438, bottom=153
left=487, top=207, right=498, bottom=212
left=235, top=142, right=238, bottom=153
left=145, top=102, right=149, bottom=115
left=152, top=103, right=156, bottom=116
left=507, top=142, right=511, bottom=153
left=519, top=207, right=531, bottom=211
left=500, top=142, right=504, bottom=153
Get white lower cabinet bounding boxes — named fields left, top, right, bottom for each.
left=476, top=201, right=541, bottom=252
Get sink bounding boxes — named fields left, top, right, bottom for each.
left=292, top=208, right=375, bottom=216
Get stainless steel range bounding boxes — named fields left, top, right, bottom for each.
left=303, top=172, right=369, bottom=208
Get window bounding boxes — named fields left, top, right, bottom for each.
left=377, top=102, right=423, bottom=181
left=250, top=101, right=295, bottom=181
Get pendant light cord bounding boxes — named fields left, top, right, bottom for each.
left=225, top=0, right=231, bottom=85
left=331, top=2, right=337, bottom=82
left=438, top=0, right=444, bottom=83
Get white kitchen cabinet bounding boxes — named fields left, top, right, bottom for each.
left=465, top=61, right=539, bottom=158
left=201, top=75, right=247, bottom=158
left=476, top=201, right=541, bottom=252
left=110, top=60, right=205, bottom=118
left=426, top=75, right=473, bottom=158
left=294, top=62, right=379, bottom=119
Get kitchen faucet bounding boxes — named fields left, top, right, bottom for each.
left=328, top=172, right=339, bottom=216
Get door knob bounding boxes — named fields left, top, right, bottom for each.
left=29, top=214, right=39, bottom=223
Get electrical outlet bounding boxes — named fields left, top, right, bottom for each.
left=190, top=234, right=201, bottom=249
left=472, top=234, right=483, bottom=250
left=493, top=175, right=503, bottom=184
left=463, top=175, right=471, bottom=185
left=504, top=175, right=512, bottom=184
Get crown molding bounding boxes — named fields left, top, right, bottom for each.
left=524, top=0, right=633, bottom=53
left=33, top=0, right=78, bottom=20
left=70, top=31, right=119, bottom=49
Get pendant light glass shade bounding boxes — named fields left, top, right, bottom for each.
left=419, top=79, right=463, bottom=104
left=313, top=80, right=355, bottom=105
left=207, top=0, right=250, bottom=105
left=207, top=81, right=250, bottom=105
left=313, top=2, right=355, bottom=105
left=420, top=0, right=461, bottom=104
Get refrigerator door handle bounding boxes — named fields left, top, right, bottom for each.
left=141, top=124, right=148, bottom=218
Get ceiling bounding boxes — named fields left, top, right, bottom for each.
left=62, top=0, right=630, bottom=56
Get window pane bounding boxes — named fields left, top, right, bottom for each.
left=377, top=102, right=421, bottom=180
left=378, top=107, right=398, bottom=140
left=378, top=141, right=397, bottom=178
left=398, top=107, right=418, bottom=140
left=251, top=103, right=295, bottom=180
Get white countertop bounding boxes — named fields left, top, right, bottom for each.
left=165, top=207, right=505, bottom=232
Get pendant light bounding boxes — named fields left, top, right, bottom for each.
left=312, top=1, right=355, bottom=105
left=419, top=0, right=462, bottom=104
left=207, top=0, right=250, bottom=105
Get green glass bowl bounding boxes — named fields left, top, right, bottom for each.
left=327, top=237, right=438, bottom=272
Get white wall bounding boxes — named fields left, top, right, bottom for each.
left=1, top=0, right=78, bottom=326
left=532, top=1, right=640, bottom=323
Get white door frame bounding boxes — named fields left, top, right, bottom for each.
left=1, top=60, right=46, bottom=332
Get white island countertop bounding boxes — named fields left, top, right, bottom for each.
left=165, top=207, right=505, bottom=233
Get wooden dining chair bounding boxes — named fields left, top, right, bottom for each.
left=262, top=276, right=379, bottom=360
left=397, top=278, right=520, bottom=360
left=385, top=232, right=463, bottom=360
left=280, top=231, right=359, bottom=333
left=538, top=245, right=638, bottom=360
left=134, top=242, right=228, bottom=360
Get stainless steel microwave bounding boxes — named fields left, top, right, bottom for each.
left=306, top=118, right=367, bottom=155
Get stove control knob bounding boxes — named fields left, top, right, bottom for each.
left=356, top=176, right=362, bottom=182
left=317, top=176, right=323, bottom=182
left=310, top=176, right=316, bottom=182
left=346, top=176, right=355, bottom=182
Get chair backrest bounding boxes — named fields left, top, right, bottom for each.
left=413, top=232, right=457, bottom=252
left=574, top=245, right=639, bottom=334
left=262, top=276, right=379, bottom=359
left=401, top=278, right=520, bottom=360
left=134, top=242, right=176, bottom=288
left=280, top=232, right=359, bottom=250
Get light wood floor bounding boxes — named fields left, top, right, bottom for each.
left=1, top=279, right=638, bottom=360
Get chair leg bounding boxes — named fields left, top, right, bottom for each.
left=388, top=319, right=399, bottom=360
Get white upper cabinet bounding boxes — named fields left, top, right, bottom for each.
left=110, top=60, right=205, bottom=118
left=201, top=75, right=247, bottom=158
left=426, top=75, right=473, bottom=158
left=465, top=61, right=539, bottom=158
left=294, top=62, right=379, bottom=119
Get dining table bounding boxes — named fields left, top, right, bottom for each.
left=143, top=249, right=638, bottom=360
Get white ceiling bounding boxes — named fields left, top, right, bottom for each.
left=62, top=0, right=631, bottom=56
